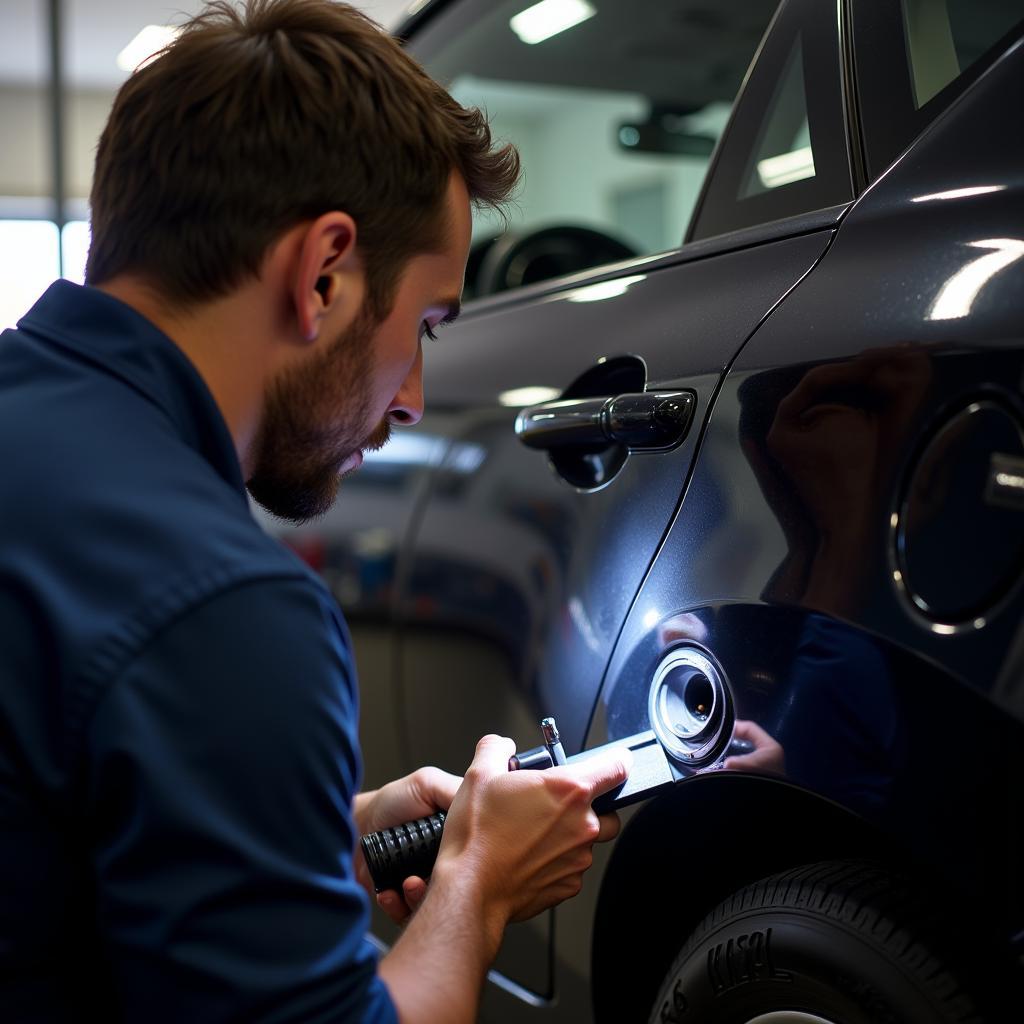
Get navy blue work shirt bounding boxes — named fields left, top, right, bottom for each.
left=0, top=281, right=398, bottom=1023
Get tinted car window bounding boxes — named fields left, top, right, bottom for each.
left=689, top=0, right=853, bottom=241
left=405, top=0, right=779, bottom=297
left=855, top=0, right=1024, bottom=178
left=739, top=39, right=813, bottom=198
left=903, top=0, right=1024, bottom=107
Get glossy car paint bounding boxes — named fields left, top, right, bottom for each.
left=589, top=32, right=1024, bottom=1021
left=368, top=227, right=835, bottom=1001
left=270, top=2, right=1024, bottom=1020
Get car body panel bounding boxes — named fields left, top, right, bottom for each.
left=378, top=227, right=834, bottom=994
left=586, top=27, right=1024, bottom=1020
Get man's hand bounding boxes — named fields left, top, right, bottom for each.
left=378, top=734, right=631, bottom=1024
left=354, top=767, right=461, bottom=924
left=434, top=734, right=631, bottom=924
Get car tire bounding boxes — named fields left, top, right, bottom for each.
left=476, top=224, right=636, bottom=294
left=647, top=860, right=989, bottom=1024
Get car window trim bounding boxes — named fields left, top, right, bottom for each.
left=838, top=0, right=868, bottom=195
left=688, top=0, right=855, bottom=243
left=458, top=201, right=849, bottom=321
left=683, top=0, right=786, bottom=248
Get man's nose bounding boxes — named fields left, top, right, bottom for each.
left=388, top=346, right=424, bottom=426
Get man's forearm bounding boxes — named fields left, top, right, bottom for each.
left=378, top=862, right=506, bottom=1024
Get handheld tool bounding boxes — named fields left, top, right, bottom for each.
left=359, top=716, right=746, bottom=894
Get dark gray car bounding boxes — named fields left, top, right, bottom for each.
left=267, top=0, right=1024, bottom=1019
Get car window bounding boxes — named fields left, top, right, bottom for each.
left=903, top=0, right=1024, bottom=107
left=854, top=0, right=1024, bottom=178
left=404, top=0, right=779, bottom=297
left=739, top=40, right=813, bottom=198
left=688, top=0, right=853, bottom=241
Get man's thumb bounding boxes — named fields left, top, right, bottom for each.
left=560, top=745, right=633, bottom=797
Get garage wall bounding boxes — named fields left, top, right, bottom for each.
left=0, top=86, right=114, bottom=204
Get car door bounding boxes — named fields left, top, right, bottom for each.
left=381, top=0, right=859, bottom=1013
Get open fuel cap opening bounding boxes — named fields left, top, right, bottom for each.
left=648, top=646, right=733, bottom=767
left=895, top=399, right=1024, bottom=624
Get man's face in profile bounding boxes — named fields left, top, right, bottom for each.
left=246, top=305, right=392, bottom=523
left=246, top=174, right=472, bottom=524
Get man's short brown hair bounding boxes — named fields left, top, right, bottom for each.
left=85, top=0, right=519, bottom=315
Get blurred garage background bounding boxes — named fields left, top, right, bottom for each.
left=0, top=0, right=412, bottom=329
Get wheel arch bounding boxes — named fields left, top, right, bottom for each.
left=590, top=772, right=891, bottom=1023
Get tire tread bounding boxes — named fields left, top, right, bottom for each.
left=663, top=859, right=984, bottom=1024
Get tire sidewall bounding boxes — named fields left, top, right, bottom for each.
left=649, top=907, right=954, bottom=1024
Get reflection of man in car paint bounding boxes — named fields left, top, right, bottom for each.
left=728, top=350, right=930, bottom=809
left=743, top=346, right=932, bottom=616
left=0, top=3, right=629, bottom=1022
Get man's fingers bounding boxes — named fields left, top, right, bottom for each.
left=376, top=889, right=410, bottom=926
left=732, top=719, right=773, bottom=747
left=413, top=766, right=461, bottom=809
left=402, top=876, right=427, bottom=912
left=375, top=876, right=428, bottom=925
left=469, top=733, right=517, bottom=777
left=555, top=746, right=632, bottom=797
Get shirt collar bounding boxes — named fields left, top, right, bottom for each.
left=18, top=280, right=247, bottom=501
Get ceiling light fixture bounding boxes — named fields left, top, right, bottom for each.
left=510, top=0, right=596, bottom=45
left=116, top=25, right=182, bottom=73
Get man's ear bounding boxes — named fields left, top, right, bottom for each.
left=292, top=211, right=362, bottom=342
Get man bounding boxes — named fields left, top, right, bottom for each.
left=0, top=1, right=629, bottom=1021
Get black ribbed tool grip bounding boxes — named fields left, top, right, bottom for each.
left=359, top=811, right=447, bottom=893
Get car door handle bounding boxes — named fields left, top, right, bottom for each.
left=515, top=391, right=694, bottom=452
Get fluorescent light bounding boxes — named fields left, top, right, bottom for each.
left=510, top=0, right=596, bottom=45
left=498, top=385, right=562, bottom=407
left=117, top=25, right=181, bottom=73
left=757, top=145, right=815, bottom=189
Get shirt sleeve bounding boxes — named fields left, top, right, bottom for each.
left=84, top=575, right=398, bottom=1024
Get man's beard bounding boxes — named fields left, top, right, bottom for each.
left=246, top=308, right=391, bottom=524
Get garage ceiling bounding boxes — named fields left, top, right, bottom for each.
left=0, top=0, right=414, bottom=89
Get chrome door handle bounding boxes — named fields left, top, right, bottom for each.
left=515, top=391, right=694, bottom=452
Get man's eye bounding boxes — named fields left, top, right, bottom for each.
left=420, top=320, right=438, bottom=342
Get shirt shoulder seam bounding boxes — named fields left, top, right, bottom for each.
left=18, top=318, right=183, bottom=427
left=63, top=559, right=327, bottom=771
